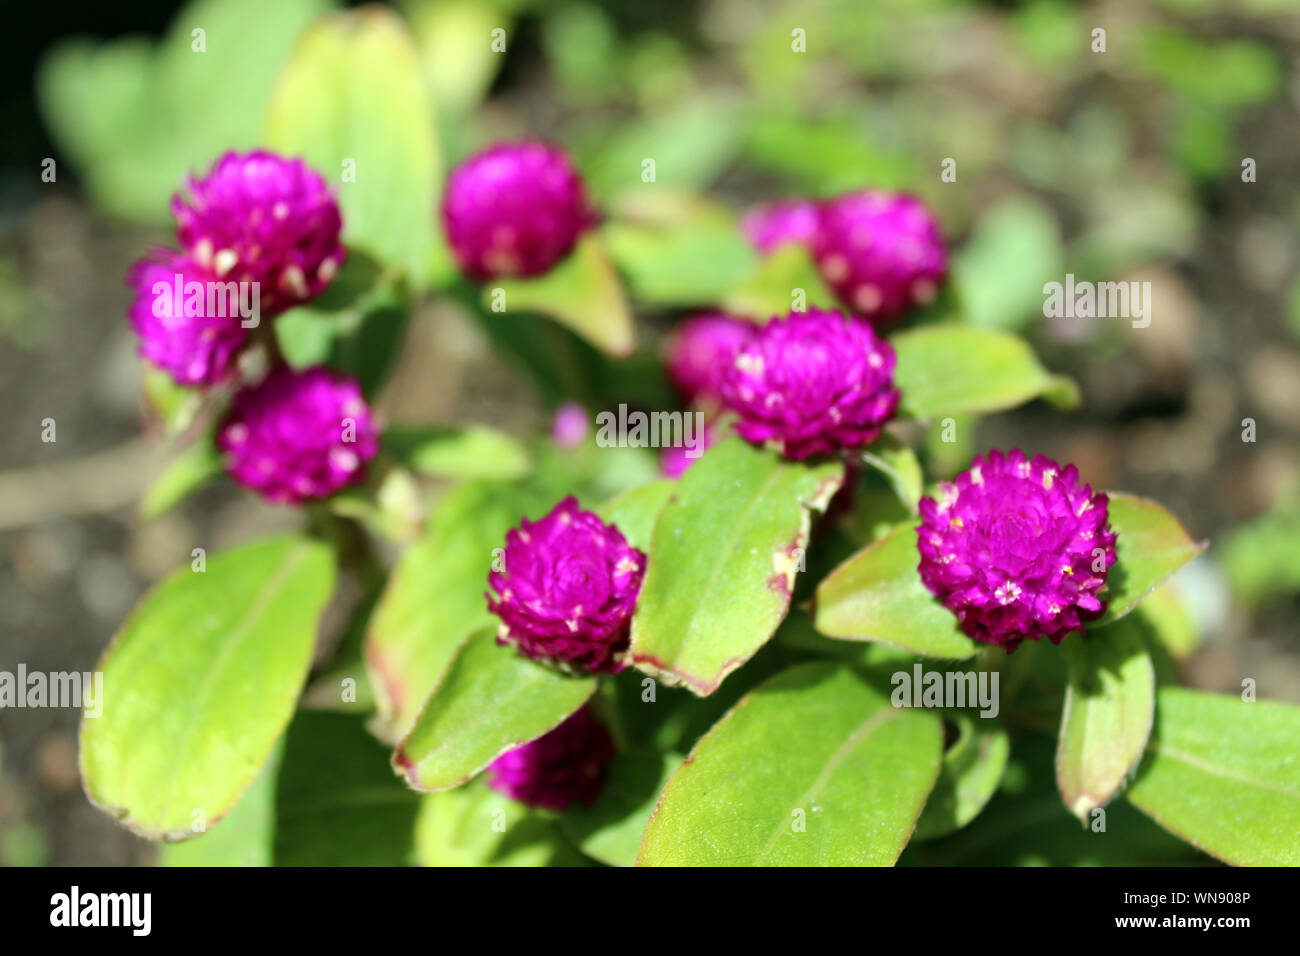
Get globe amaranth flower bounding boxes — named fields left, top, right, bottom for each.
left=659, top=422, right=715, bottom=479
left=217, top=366, right=379, bottom=504
left=172, top=150, right=345, bottom=315
left=741, top=199, right=820, bottom=255
left=663, top=311, right=756, bottom=406
left=917, top=449, right=1118, bottom=652
left=812, top=190, right=947, bottom=324
left=126, top=250, right=249, bottom=386
left=486, top=705, right=615, bottom=812
left=442, top=141, right=596, bottom=281
left=487, top=496, right=645, bottom=673
left=718, top=308, right=900, bottom=461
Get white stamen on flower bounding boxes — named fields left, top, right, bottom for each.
left=995, top=581, right=1022, bottom=605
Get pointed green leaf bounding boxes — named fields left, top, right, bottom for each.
left=913, top=714, right=1010, bottom=840
left=639, top=662, right=943, bottom=865
left=860, top=435, right=923, bottom=513
left=1126, top=688, right=1300, bottom=866
left=1095, top=493, right=1206, bottom=626
left=264, top=7, right=438, bottom=284
left=722, top=243, right=837, bottom=321
left=394, top=629, right=596, bottom=792
left=1056, top=618, right=1155, bottom=821
left=630, top=438, right=844, bottom=695
left=814, top=523, right=978, bottom=659
left=80, top=535, right=335, bottom=840
left=488, top=234, right=635, bottom=357
left=892, top=326, right=1079, bottom=419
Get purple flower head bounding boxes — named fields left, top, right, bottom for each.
left=126, top=250, right=250, bottom=386
left=812, top=190, right=947, bottom=325
left=486, top=705, right=615, bottom=812
left=917, top=449, right=1118, bottom=652
left=741, top=199, right=820, bottom=254
left=487, top=496, right=645, bottom=673
left=172, top=150, right=345, bottom=316
left=718, top=309, right=900, bottom=461
left=442, top=141, right=596, bottom=281
left=551, top=402, right=589, bottom=449
left=217, top=366, right=379, bottom=504
left=663, top=312, right=756, bottom=406
left=660, top=422, right=714, bottom=479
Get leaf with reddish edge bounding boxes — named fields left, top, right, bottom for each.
left=638, top=662, right=943, bottom=866
left=1094, top=493, right=1206, bottom=627
left=629, top=438, right=844, bottom=696
left=393, top=628, right=596, bottom=792
left=813, top=523, right=979, bottom=659
left=1056, top=617, right=1155, bottom=822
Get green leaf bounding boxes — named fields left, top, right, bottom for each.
left=1056, top=618, right=1155, bottom=822
left=80, top=535, right=335, bottom=840
left=950, top=196, right=1063, bottom=332
left=913, top=715, right=1010, bottom=841
left=394, top=629, right=597, bottom=792
left=722, top=244, right=837, bottom=322
left=364, top=480, right=553, bottom=740
left=139, top=366, right=206, bottom=439
left=639, top=662, right=943, bottom=865
left=1126, top=688, right=1300, bottom=866
left=596, top=479, right=675, bottom=553
left=813, top=523, right=978, bottom=659
left=264, top=6, right=438, bottom=285
left=383, top=424, right=531, bottom=481
left=630, top=438, right=844, bottom=695
left=159, top=746, right=279, bottom=866
left=860, top=435, right=923, bottom=513
left=892, top=326, right=1079, bottom=419
left=139, top=436, right=223, bottom=520
left=1095, top=493, right=1205, bottom=626
left=487, top=235, right=635, bottom=357
left=560, top=749, right=677, bottom=867
left=414, top=779, right=587, bottom=867
left=272, top=711, right=420, bottom=865
left=603, top=220, right=757, bottom=307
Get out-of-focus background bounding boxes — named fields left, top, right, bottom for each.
left=1, top=0, right=1298, bottom=865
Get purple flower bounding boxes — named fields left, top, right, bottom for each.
left=125, top=250, right=250, bottom=386
left=812, top=190, right=947, bottom=325
left=217, top=366, right=379, bottom=504
left=718, top=309, right=900, bottom=461
left=917, top=449, right=1118, bottom=652
left=741, top=199, right=820, bottom=254
left=487, top=496, right=645, bottom=673
left=660, top=423, right=714, bottom=479
left=551, top=402, right=589, bottom=449
left=442, top=141, right=596, bottom=281
left=486, top=706, right=615, bottom=812
left=663, top=312, right=756, bottom=406
left=172, top=150, right=345, bottom=315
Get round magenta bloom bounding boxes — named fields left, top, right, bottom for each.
left=741, top=199, right=820, bottom=254
left=917, top=449, right=1118, bottom=652
left=442, top=141, right=595, bottom=281
left=217, top=366, right=379, bottom=504
left=812, top=190, right=947, bottom=324
left=486, top=706, right=615, bottom=812
left=663, top=312, right=756, bottom=405
left=126, top=250, right=249, bottom=386
left=172, top=150, right=345, bottom=315
left=487, top=496, right=645, bottom=673
left=718, top=309, right=900, bottom=460
left=551, top=402, right=589, bottom=449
